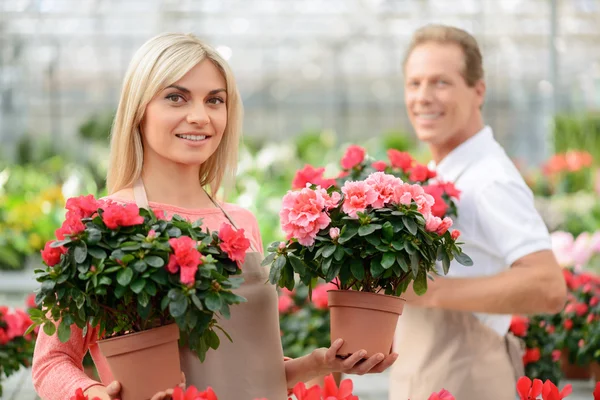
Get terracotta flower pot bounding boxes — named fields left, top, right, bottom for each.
left=559, top=351, right=590, bottom=380
left=591, top=362, right=600, bottom=382
left=328, top=290, right=405, bottom=358
left=97, top=324, right=182, bottom=400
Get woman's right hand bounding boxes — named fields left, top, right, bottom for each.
left=83, top=373, right=185, bottom=400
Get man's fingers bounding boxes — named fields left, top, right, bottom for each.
left=341, top=349, right=367, bottom=370
left=350, top=353, right=385, bottom=375
left=325, top=339, right=344, bottom=363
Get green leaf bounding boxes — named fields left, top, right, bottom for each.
left=58, top=319, right=72, bottom=342
left=206, top=329, right=221, bottom=350
left=413, top=271, right=428, bottom=295
left=144, top=280, right=157, bottom=296
left=391, top=240, right=404, bottom=251
left=402, top=217, right=418, bottom=235
left=87, top=229, right=102, bottom=245
left=350, top=259, right=365, bottom=281
left=74, top=243, right=88, bottom=264
left=41, top=280, right=56, bottom=292
left=114, top=285, right=127, bottom=299
left=169, top=295, right=187, bottom=317
left=117, top=268, right=134, bottom=286
left=138, top=301, right=152, bottom=321
left=322, top=245, right=336, bottom=258
left=365, top=235, right=381, bottom=247
left=382, top=222, right=394, bottom=242
left=321, top=257, right=333, bottom=275
left=370, top=258, right=384, bottom=278
left=128, top=261, right=145, bottom=274
left=121, top=242, right=141, bottom=251
left=206, top=292, right=223, bottom=312
left=410, top=253, right=420, bottom=278
left=333, top=246, right=346, bottom=261
left=145, top=256, right=165, bottom=268
left=269, top=256, right=286, bottom=284
left=167, top=227, right=182, bottom=237
left=382, top=252, right=396, bottom=269
left=161, top=295, right=170, bottom=311
left=131, top=279, right=146, bottom=294
left=454, top=251, right=473, bottom=267
left=396, top=254, right=409, bottom=273
left=138, top=291, right=150, bottom=307
left=326, top=263, right=342, bottom=282
left=43, top=322, right=56, bottom=337
left=442, top=253, right=451, bottom=275
left=261, top=253, right=277, bottom=267
left=338, top=225, right=358, bottom=244
left=28, top=308, right=43, bottom=319
left=358, top=224, right=381, bottom=237
left=404, top=241, right=416, bottom=255
left=289, top=256, right=307, bottom=275
left=191, top=294, right=204, bottom=311
left=150, top=269, right=169, bottom=285
left=87, top=247, right=107, bottom=259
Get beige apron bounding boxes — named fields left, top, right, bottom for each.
left=390, top=305, right=522, bottom=399
left=133, top=179, right=288, bottom=400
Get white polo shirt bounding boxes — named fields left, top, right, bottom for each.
left=433, top=126, right=552, bottom=336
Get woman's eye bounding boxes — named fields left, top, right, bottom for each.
left=166, top=93, right=185, bottom=103
left=207, top=97, right=225, bottom=105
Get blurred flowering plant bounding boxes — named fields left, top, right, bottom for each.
left=266, top=171, right=471, bottom=296
left=551, top=231, right=600, bottom=272
left=278, top=282, right=336, bottom=358
left=28, top=195, right=250, bottom=361
left=509, top=314, right=562, bottom=383
left=556, top=269, right=600, bottom=366
left=0, top=301, right=37, bottom=397
left=292, top=145, right=461, bottom=219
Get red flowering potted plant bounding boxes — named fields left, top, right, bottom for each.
left=0, top=302, right=37, bottom=397
left=265, top=170, right=471, bottom=358
left=27, top=195, right=250, bottom=400
left=509, top=314, right=562, bottom=383
left=292, top=145, right=461, bottom=219
left=556, top=268, right=600, bottom=380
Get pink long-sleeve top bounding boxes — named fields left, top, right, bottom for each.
left=32, top=199, right=264, bottom=400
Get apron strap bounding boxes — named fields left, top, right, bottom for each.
left=133, top=178, right=258, bottom=253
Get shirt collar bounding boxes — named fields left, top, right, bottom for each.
left=433, top=125, right=495, bottom=182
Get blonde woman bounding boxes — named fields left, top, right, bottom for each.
left=31, top=33, right=397, bottom=400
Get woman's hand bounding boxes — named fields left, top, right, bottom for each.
left=310, top=338, right=398, bottom=376
left=84, top=372, right=185, bottom=400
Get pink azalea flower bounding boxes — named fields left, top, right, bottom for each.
left=341, top=181, right=378, bottom=218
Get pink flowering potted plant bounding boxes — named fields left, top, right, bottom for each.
left=292, top=145, right=461, bottom=219
left=27, top=195, right=250, bottom=400
left=265, top=170, right=471, bottom=358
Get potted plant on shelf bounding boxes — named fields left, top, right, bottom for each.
left=264, top=171, right=472, bottom=358
left=27, top=195, right=249, bottom=400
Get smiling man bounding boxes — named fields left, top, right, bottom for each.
left=389, top=25, right=567, bottom=399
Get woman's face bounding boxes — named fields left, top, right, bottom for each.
left=140, top=59, right=228, bottom=168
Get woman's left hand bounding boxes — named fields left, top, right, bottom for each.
left=310, top=338, right=398, bottom=376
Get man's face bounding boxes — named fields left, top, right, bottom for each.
left=404, top=42, right=485, bottom=147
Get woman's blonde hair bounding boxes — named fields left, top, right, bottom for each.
left=106, top=33, right=242, bottom=197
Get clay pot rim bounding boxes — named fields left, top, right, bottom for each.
left=98, top=323, right=180, bottom=357
left=327, top=289, right=405, bottom=314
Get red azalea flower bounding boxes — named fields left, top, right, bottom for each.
left=41, top=240, right=67, bottom=267
left=341, top=145, right=366, bottom=170
left=55, top=212, right=86, bottom=239
left=293, top=165, right=333, bottom=190
left=218, top=223, right=251, bottom=266
left=594, top=382, right=600, bottom=400
left=371, top=161, right=388, bottom=171
left=168, top=236, right=201, bottom=285
left=387, top=149, right=414, bottom=171
left=409, top=164, right=432, bottom=182
left=523, top=348, right=541, bottom=365
left=66, top=195, right=102, bottom=219
left=564, top=319, right=573, bottom=330
left=423, top=185, right=448, bottom=218
left=172, top=386, right=218, bottom=400
left=442, top=181, right=461, bottom=199
left=510, top=315, right=529, bottom=337
left=70, top=387, right=102, bottom=400
left=101, top=203, right=144, bottom=229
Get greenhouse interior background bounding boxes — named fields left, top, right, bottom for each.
left=1, top=0, right=600, bottom=398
